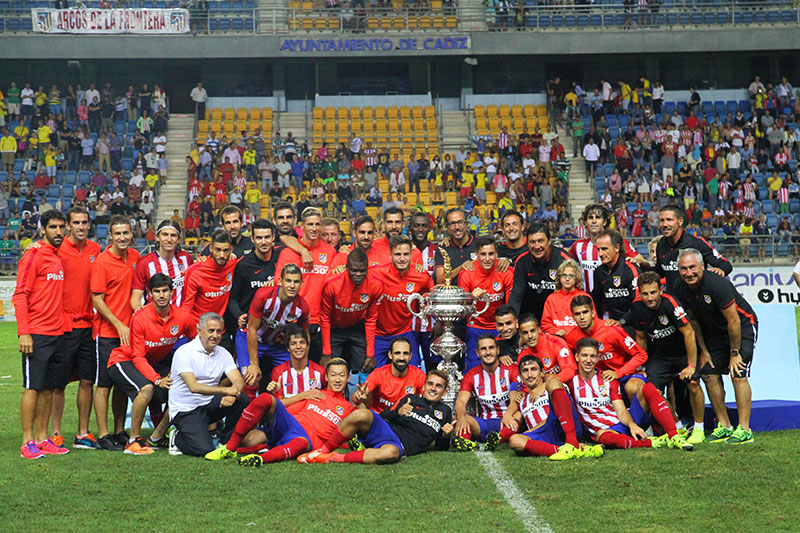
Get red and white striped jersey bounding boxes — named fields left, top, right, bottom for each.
left=567, top=371, right=623, bottom=437
left=248, top=285, right=310, bottom=346
left=460, top=363, right=519, bottom=420
left=718, top=181, right=730, bottom=199
left=271, top=360, right=326, bottom=399
left=132, top=250, right=194, bottom=306
left=233, top=174, right=247, bottom=193
left=569, top=238, right=638, bottom=292
left=519, top=388, right=550, bottom=431
left=778, top=187, right=789, bottom=204
left=743, top=182, right=756, bottom=202
left=363, top=147, right=377, bottom=167
left=497, top=132, right=509, bottom=149
left=412, top=241, right=438, bottom=332
left=575, top=225, right=587, bottom=239
left=743, top=205, right=755, bottom=219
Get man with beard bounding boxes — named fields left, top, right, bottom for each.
left=496, top=210, right=528, bottom=264
left=351, top=337, right=426, bottom=413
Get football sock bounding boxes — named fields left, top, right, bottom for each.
left=596, top=431, right=652, bottom=449
left=227, top=393, right=273, bottom=451
left=693, top=422, right=704, bottom=432
left=330, top=450, right=366, bottom=463
left=523, top=439, right=559, bottom=457
left=498, top=426, right=515, bottom=444
left=550, top=388, right=580, bottom=447
left=259, top=437, right=308, bottom=464
left=457, top=427, right=472, bottom=440
left=243, top=384, right=259, bottom=402
left=675, top=419, right=685, bottom=430
left=237, top=444, right=268, bottom=455
left=642, top=383, right=677, bottom=437
left=320, top=428, right=350, bottom=454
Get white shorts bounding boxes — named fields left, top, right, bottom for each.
left=7, top=103, right=19, bottom=115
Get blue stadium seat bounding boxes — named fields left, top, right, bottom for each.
left=761, top=201, right=773, bottom=214
left=754, top=12, right=767, bottom=23
left=609, top=127, right=619, bottom=139
left=217, top=18, right=231, bottom=30
left=717, top=12, right=730, bottom=24
left=0, top=171, right=7, bottom=182
left=96, top=225, right=109, bottom=240
left=21, top=18, right=32, bottom=30
left=735, top=12, right=754, bottom=24
left=62, top=198, right=72, bottom=210
left=766, top=214, right=778, bottom=228
left=666, top=13, right=677, bottom=25
left=664, top=101, right=675, bottom=114
left=604, top=163, right=615, bottom=176
left=677, top=101, right=687, bottom=114
left=7, top=18, right=20, bottom=31
left=539, top=15, right=550, bottom=28
left=767, top=11, right=779, bottom=24
left=606, top=115, right=617, bottom=127
left=47, top=185, right=60, bottom=198
left=64, top=171, right=76, bottom=185
left=62, top=185, right=74, bottom=198
left=232, top=18, right=244, bottom=30
left=618, top=114, right=629, bottom=127
left=552, top=15, right=563, bottom=27
left=780, top=10, right=794, bottom=23
left=79, top=171, right=91, bottom=185
left=702, top=13, right=714, bottom=25
left=739, top=100, right=751, bottom=112
left=590, top=14, right=601, bottom=26
left=726, top=100, right=738, bottom=113
left=791, top=199, right=800, bottom=212
left=243, top=18, right=254, bottom=30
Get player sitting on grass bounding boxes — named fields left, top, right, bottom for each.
left=502, top=355, right=603, bottom=460
left=567, top=337, right=694, bottom=451
left=206, top=356, right=354, bottom=466
left=296, top=369, right=453, bottom=464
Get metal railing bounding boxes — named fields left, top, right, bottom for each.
left=2, top=1, right=799, bottom=34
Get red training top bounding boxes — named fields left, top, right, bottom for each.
left=275, top=238, right=337, bottom=324
left=564, top=321, right=648, bottom=378
left=319, top=272, right=383, bottom=359
left=58, top=237, right=101, bottom=330
left=362, top=364, right=426, bottom=413
left=181, top=256, right=237, bottom=323
left=91, top=246, right=140, bottom=339
left=287, top=389, right=356, bottom=449
left=13, top=240, right=66, bottom=336
left=457, top=260, right=514, bottom=330
left=370, top=263, right=434, bottom=336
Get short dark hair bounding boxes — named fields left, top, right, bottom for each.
left=411, top=211, right=430, bottom=225
left=477, top=333, right=497, bottom=346
left=518, top=313, right=539, bottom=327
left=252, top=218, right=277, bottom=235
left=581, top=203, right=610, bottom=226
left=281, top=263, right=302, bottom=279
left=389, top=234, right=412, bottom=250
left=147, top=273, right=172, bottom=292
left=597, top=229, right=623, bottom=252
left=354, top=214, right=375, bottom=231
left=659, top=204, right=684, bottom=220
left=494, top=304, right=517, bottom=319
left=525, top=222, right=550, bottom=239
left=426, top=369, right=449, bottom=387
left=474, top=235, right=497, bottom=252
left=518, top=355, right=544, bottom=373
left=500, top=210, right=524, bottom=226
left=67, top=206, right=89, bottom=224
left=219, top=205, right=243, bottom=222
left=570, top=294, right=594, bottom=311
left=274, top=201, right=296, bottom=217
left=383, top=206, right=404, bottom=219
left=157, top=219, right=181, bottom=234
left=326, top=357, right=349, bottom=372
left=389, top=336, right=412, bottom=353
left=347, top=247, right=368, bottom=265
left=211, top=228, right=232, bottom=245
left=109, top=214, right=131, bottom=231
left=576, top=337, right=600, bottom=354
left=445, top=207, right=466, bottom=221
left=284, top=324, right=309, bottom=349
left=41, top=209, right=67, bottom=227
left=637, top=271, right=662, bottom=289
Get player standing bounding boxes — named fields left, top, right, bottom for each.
left=458, top=236, right=515, bottom=371
left=130, top=220, right=194, bottom=309
left=452, top=335, right=519, bottom=450
left=370, top=235, right=434, bottom=367
left=91, top=214, right=141, bottom=451
left=672, top=249, right=758, bottom=444
left=592, top=229, right=641, bottom=322
left=408, top=212, right=438, bottom=369
left=320, top=249, right=383, bottom=372
left=14, top=210, right=70, bottom=459
left=182, top=229, right=237, bottom=324
left=52, top=206, right=102, bottom=449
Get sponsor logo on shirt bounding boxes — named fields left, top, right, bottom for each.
left=204, top=283, right=232, bottom=298
left=46, top=271, right=64, bottom=281
left=144, top=336, right=179, bottom=348
left=605, top=288, right=630, bottom=298
left=306, top=403, right=343, bottom=424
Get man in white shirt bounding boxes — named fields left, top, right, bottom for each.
left=85, top=84, right=101, bottom=109
left=190, top=82, right=208, bottom=119
left=152, top=131, right=167, bottom=154
left=582, top=137, right=600, bottom=179
left=274, top=155, right=292, bottom=190
left=20, top=83, right=35, bottom=121
left=169, top=312, right=248, bottom=456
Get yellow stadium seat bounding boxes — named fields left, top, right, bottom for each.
left=445, top=191, right=458, bottom=205
left=538, top=117, right=549, bottom=130
left=260, top=196, right=271, bottom=208
left=380, top=17, right=392, bottom=29
left=197, top=120, right=208, bottom=135
left=262, top=120, right=273, bottom=133
left=412, top=106, right=423, bottom=120
left=488, top=118, right=500, bottom=133
left=210, top=120, right=222, bottom=133
left=512, top=117, right=525, bottom=132
left=407, top=16, right=418, bottom=28
left=400, top=119, right=412, bottom=131
left=375, top=107, right=387, bottom=121
left=420, top=180, right=430, bottom=192
left=248, top=119, right=261, bottom=132
left=535, top=104, right=547, bottom=117
left=419, top=16, right=432, bottom=29
left=445, top=16, right=457, bottom=28
left=431, top=0, right=442, bottom=10
left=210, top=108, right=222, bottom=121
left=523, top=104, right=535, bottom=118
left=328, top=18, right=339, bottom=29
left=350, top=107, right=361, bottom=121
left=476, top=117, right=487, bottom=131
left=499, top=105, right=510, bottom=118
left=223, top=122, right=235, bottom=135
left=237, top=108, right=248, bottom=121
left=314, top=18, right=327, bottom=30
left=366, top=206, right=379, bottom=220
left=474, top=105, right=486, bottom=118
left=400, top=106, right=411, bottom=120
left=432, top=16, right=444, bottom=28
left=312, top=108, right=323, bottom=120
left=324, top=107, right=336, bottom=121
left=393, top=17, right=404, bottom=29
left=223, top=108, right=235, bottom=122
left=486, top=191, right=497, bottom=205
left=511, top=105, right=523, bottom=118
left=387, top=107, right=398, bottom=120
left=486, top=105, right=498, bottom=117
left=262, top=108, right=274, bottom=120
left=367, top=17, right=379, bottom=29
left=337, top=107, right=348, bottom=120
left=235, top=121, right=247, bottom=133
left=363, top=107, right=374, bottom=122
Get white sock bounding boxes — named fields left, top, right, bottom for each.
left=675, top=420, right=685, bottom=430
left=693, top=422, right=704, bottom=432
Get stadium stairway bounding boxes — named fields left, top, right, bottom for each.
left=155, top=114, right=194, bottom=222
left=440, top=110, right=470, bottom=156
left=257, top=0, right=288, bottom=33
left=560, top=132, right=592, bottom=223
left=278, top=112, right=308, bottom=150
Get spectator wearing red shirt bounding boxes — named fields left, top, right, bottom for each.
left=14, top=210, right=69, bottom=459
left=33, top=172, right=50, bottom=191
left=185, top=210, right=200, bottom=238
left=220, top=157, right=235, bottom=185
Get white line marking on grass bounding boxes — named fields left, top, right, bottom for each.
left=476, top=451, right=553, bottom=533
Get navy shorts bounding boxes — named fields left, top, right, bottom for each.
left=617, top=373, right=647, bottom=390
left=606, top=395, right=652, bottom=436
left=374, top=331, right=420, bottom=368
left=61, top=326, right=96, bottom=383
left=235, top=329, right=289, bottom=369
left=361, top=411, right=405, bottom=454
left=703, top=325, right=757, bottom=378
left=95, top=337, right=120, bottom=388
left=474, top=417, right=502, bottom=442
left=465, top=326, right=497, bottom=372
left=22, top=334, right=63, bottom=390
left=522, top=401, right=584, bottom=444
left=258, top=400, right=311, bottom=449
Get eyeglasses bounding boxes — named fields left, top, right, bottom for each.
left=447, top=219, right=466, bottom=227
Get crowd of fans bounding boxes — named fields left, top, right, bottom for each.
left=542, top=74, right=800, bottom=260
left=0, top=80, right=170, bottom=264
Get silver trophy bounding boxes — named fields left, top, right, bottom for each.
left=407, top=249, right=489, bottom=408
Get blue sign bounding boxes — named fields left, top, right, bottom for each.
left=280, top=36, right=469, bottom=52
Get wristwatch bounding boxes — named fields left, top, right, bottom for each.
left=155, top=378, right=162, bottom=386
left=730, top=349, right=740, bottom=356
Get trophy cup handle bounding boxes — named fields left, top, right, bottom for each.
left=473, top=291, right=490, bottom=316
left=407, top=292, right=427, bottom=320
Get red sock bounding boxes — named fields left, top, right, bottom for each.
left=596, top=431, right=652, bottom=449
left=498, top=426, right=515, bottom=444
left=320, top=428, right=351, bottom=453
left=330, top=450, right=366, bottom=463
left=226, top=394, right=273, bottom=451
left=641, top=383, right=677, bottom=437
left=259, top=437, right=309, bottom=464
left=237, top=444, right=268, bottom=455
left=550, top=388, right=580, bottom=447
left=243, top=384, right=259, bottom=402
left=523, top=439, right=559, bottom=457
left=457, top=427, right=472, bottom=440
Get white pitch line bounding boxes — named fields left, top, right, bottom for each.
left=475, top=451, right=553, bottom=533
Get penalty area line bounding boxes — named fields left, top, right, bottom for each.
left=475, top=451, right=553, bottom=533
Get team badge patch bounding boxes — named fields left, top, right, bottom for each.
left=598, top=385, right=608, bottom=396
left=470, top=253, right=477, bottom=260
left=493, top=281, right=501, bottom=291
left=499, top=377, right=507, bottom=386
left=360, top=294, right=369, bottom=303
left=89, top=255, right=95, bottom=262
left=659, top=315, right=669, bottom=325
left=309, top=379, right=318, bottom=387
left=405, top=386, right=414, bottom=393
left=543, top=357, right=551, bottom=367
left=613, top=275, right=621, bottom=287
left=549, top=269, right=557, bottom=280
left=170, top=325, right=179, bottom=335
left=406, top=282, right=415, bottom=292
left=434, top=410, right=443, bottom=419
left=336, top=405, right=344, bottom=415
left=226, top=273, right=232, bottom=281
left=427, top=257, right=435, bottom=267
left=704, top=295, right=712, bottom=304
left=598, top=342, right=605, bottom=352
left=319, top=253, right=328, bottom=263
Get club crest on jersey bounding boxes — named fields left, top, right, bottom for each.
left=493, top=281, right=501, bottom=291
left=704, top=295, right=711, bottom=304
left=549, top=269, right=557, bottom=280
left=499, top=377, right=507, bottom=386
left=226, top=273, right=232, bottom=281
left=659, top=315, right=668, bottom=325
left=170, top=325, right=179, bottom=335
left=613, top=275, right=621, bottom=287
left=336, top=405, right=344, bottom=415
left=543, top=357, right=551, bottom=367
left=406, top=282, right=415, bottom=293
left=434, top=410, right=443, bottom=419
left=427, top=257, right=435, bottom=267
left=598, top=342, right=605, bottom=352
left=405, top=386, right=414, bottom=393
left=360, top=294, right=369, bottom=303
left=470, top=253, right=477, bottom=260
left=598, top=385, right=608, bottom=396
left=319, top=253, right=328, bottom=264
left=89, top=255, right=95, bottom=262
left=309, top=379, right=318, bottom=387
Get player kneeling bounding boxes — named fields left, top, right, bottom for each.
left=502, top=356, right=602, bottom=460
left=297, top=369, right=453, bottom=465
left=568, top=338, right=693, bottom=451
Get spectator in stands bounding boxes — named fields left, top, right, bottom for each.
left=582, top=137, right=600, bottom=179
left=190, top=82, right=208, bottom=118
